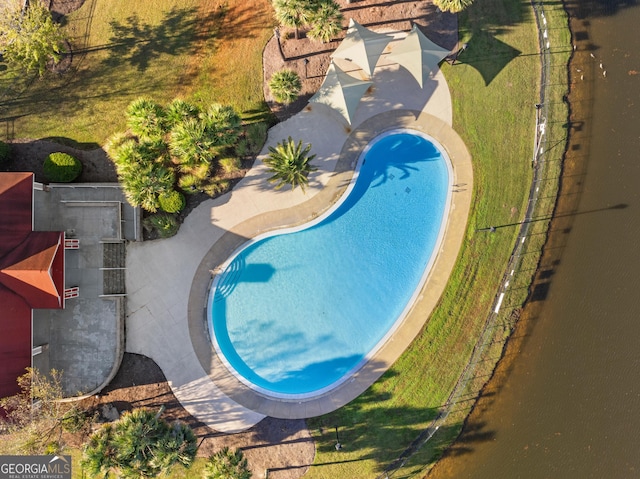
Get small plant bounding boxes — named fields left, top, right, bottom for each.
left=219, top=157, right=241, bottom=174
left=0, top=140, right=11, bottom=163
left=143, top=213, right=179, bottom=238
left=178, top=174, right=204, bottom=193
left=43, top=152, right=82, bottom=182
left=203, top=447, right=252, bottom=479
left=263, top=136, right=317, bottom=192
left=433, top=0, right=475, bottom=12
left=269, top=69, right=302, bottom=104
left=245, top=122, right=268, bottom=155
left=158, top=189, right=186, bottom=213
left=202, top=179, right=229, bottom=197
left=61, top=407, right=89, bottom=433
left=235, top=139, right=249, bottom=158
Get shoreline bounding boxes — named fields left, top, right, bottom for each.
left=425, top=1, right=591, bottom=475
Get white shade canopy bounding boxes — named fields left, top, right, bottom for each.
left=331, top=19, right=393, bottom=77
left=387, top=24, right=451, bottom=88
left=309, top=61, right=373, bottom=125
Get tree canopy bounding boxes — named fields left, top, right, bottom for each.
left=269, top=69, right=302, bottom=104
left=0, top=0, right=67, bottom=76
left=272, top=0, right=342, bottom=41
left=81, top=408, right=197, bottom=479
left=0, top=368, right=88, bottom=455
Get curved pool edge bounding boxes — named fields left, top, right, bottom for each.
left=187, top=109, right=473, bottom=419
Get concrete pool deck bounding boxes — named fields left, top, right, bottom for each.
left=126, top=59, right=472, bottom=432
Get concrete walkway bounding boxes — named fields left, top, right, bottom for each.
left=125, top=37, right=472, bottom=432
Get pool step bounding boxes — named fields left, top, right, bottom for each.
left=213, top=255, right=245, bottom=302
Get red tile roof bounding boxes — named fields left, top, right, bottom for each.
left=0, top=173, right=65, bottom=401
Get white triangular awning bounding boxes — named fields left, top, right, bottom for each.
left=387, top=24, right=451, bottom=88
left=309, top=61, right=373, bottom=124
left=331, top=19, right=393, bottom=77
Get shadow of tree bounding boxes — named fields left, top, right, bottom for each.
left=304, top=378, right=495, bottom=476
left=102, top=7, right=213, bottom=72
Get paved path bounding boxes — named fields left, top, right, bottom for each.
left=125, top=36, right=472, bottom=433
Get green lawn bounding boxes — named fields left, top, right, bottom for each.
left=0, top=0, right=274, bottom=146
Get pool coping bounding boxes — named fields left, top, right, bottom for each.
left=187, top=109, right=473, bottom=419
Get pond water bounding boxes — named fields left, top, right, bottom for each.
left=429, top=2, right=640, bottom=477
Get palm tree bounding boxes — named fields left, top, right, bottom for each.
left=203, top=447, right=252, bottom=479
left=433, top=0, right=474, bottom=13
left=269, top=69, right=302, bottom=104
left=203, top=103, right=242, bottom=148
left=307, top=0, right=343, bottom=43
left=121, top=161, right=174, bottom=212
left=169, top=118, right=217, bottom=167
left=81, top=408, right=197, bottom=479
left=165, top=99, right=201, bottom=128
left=263, top=136, right=317, bottom=192
left=169, top=104, right=241, bottom=167
left=272, top=0, right=315, bottom=39
left=126, top=98, right=167, bottom=140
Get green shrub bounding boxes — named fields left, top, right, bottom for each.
left=203, top=447, right=251, bottom=479
left=43, top=152, right=82, bottom=182
left=246, top=122, right=268, bottom=155
left=143, top=213, right=179, bottom=238
left=269, top=69, right=302, bottom=104
left=178, top=174, right=203, bottom=194
left=235, top=139, right=249, bottom=158
left=61, top=407, right=89, bottom=433
left=0, top=141, right=11, bottom=163
left=203, top=179, right=229, bottom=197
left=219, top=157, right=241, bottom=174
left=158, top=189, right=186, bottom=213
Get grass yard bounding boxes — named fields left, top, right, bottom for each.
left=0, top=0, right=275, bottom=145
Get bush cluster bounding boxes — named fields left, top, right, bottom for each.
left=143, top=213, right=179, bottom=239
left=107, top=98, right=247, bottom=213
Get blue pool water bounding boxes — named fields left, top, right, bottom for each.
left=208, top=130, right=451, bottom=397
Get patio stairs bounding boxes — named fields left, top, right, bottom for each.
left=102, top=242, right=126, bottom=296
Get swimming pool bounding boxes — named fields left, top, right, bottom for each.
left=207, top=129, right=452, bottom=398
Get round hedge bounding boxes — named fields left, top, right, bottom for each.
left=43, top=152, right=82, bottom=182
left=158, top=190, right=186, bottom=213
left=0, top=141, right=10, bottom=163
